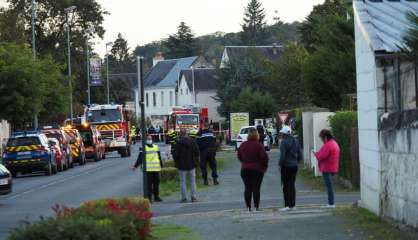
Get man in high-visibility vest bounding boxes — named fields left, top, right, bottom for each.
left=133, top=135, right=163, bottom=202
left=130, top=126, right=137, bottom=144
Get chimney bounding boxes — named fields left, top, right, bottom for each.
left=153, top=52, right=164, bottom=66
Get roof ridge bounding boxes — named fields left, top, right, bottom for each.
left=225, top=45, right=283, bottom=48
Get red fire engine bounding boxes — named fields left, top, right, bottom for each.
left=84, top=104, right=132, bottom=157
left=165, top=106, right=209, bottom=132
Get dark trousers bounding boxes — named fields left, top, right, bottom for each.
left=322, top=173, right=335, bottom=205
left=200, top=152, right=218, bottom=181
left=241, top=168, right=264, bottom=209
left=147, top=172, right=160, bottom=200
left=281, top=166, right=298, bottom=208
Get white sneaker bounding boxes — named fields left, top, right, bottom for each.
left=246, top=208, right=252, bottom=213
left=289, top=207, right=297, bottom=211
left=279, top=207, right=291, bottom=212
left=321, top=204, right=336, bottom=209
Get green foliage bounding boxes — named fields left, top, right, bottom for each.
left=0, top=43, right=68, bottom=129
left=400, top=12, right=418, bottom=58
left=267, top=43, right=309, bottom=109
left=151, top=224, right=200, bottom=240
left=160, top=167, right=179, bottom=182
left=241, top=0, right=267, bottom=45
left=8, top=198, right=152, bottom=240
left=110, top=33, right=135, bottom=73
left=164, top=22, right=197, bottom=59
left=231, top=87, right=276, bottom=122
left=302, top=11, right=355, bottom=111
left=329, top=111, right=358, bottom=183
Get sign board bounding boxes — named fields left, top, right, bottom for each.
left=254, top=119, right=264, bottom=126
left=230, top=113, right=249, bottom=140
left=278, top=113, right=289, bottom=124
left=89, top=57, right=102, bottom=86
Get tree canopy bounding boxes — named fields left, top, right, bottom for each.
left=241, top=0, right=267, bottom=45
left=164, top=22, right=197, bottom=59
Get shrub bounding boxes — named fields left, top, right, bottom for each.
left=160, top=167, right=179, bottom=182
left=8, top=198, right=152, bottom=240
left=329, top=111, right=359, bottom=186
left=163, top=159, right=176, bottom=168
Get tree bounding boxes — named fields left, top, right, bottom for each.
left=2, top=0, right=107, bottom=105
left=0, top=7, right=26, bottom=43
left=241, top=0, right=267, bottom=45
left=231, top=87, right=276, bottom=122
left=110, top=33, right=134, bottom=73
left=164, top=22, right=198, bottom=58
left=0, top=43, right=68, bottom=129
left=267, top=43, right=309, bottom=109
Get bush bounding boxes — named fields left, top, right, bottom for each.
left=160, top=167, right=179, bottom=182
left=163, top=160, right=176, bottom=168
left=329, top=111, right=358, bottom=186
left=8, top=198, right=152, bottom=240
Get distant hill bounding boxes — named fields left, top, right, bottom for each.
left=133, top=21, right=301, bottom=70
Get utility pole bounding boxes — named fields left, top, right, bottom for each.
left=65, top=6, right=76, bottom=124
left=106, top=42, right=113, bottom=104
left=31, top=0, right=38, bottom=129
left=137, top=56, right=148, bottom=198
left=86, top=26, right=94, bottom=106
left=192, top=67, right=196, bottom=104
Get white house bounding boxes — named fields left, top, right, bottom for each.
left=354, top=0, right=418, bottom=227
left=143, top=54, right=211, bottom=123
left=177, top=68, right=223, bottom=123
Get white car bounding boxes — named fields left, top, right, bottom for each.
left=236, top=126, right=271, bottom=151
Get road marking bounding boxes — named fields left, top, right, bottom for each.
left=4, top=161, right=121, bottom=200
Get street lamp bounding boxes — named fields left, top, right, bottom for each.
left=65, top=5, right=77, bottom=124
left=85, top=26, right=95, bottom=106
left=31, top=0, right=38, bottom=129
left=106, top=42, right=113, bottom=104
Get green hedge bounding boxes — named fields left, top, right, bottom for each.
left=329, top=111, right=359, bottom=186
left=8, top=198, right=152, bottom=240
left=160, top=167, right=179, bottom=181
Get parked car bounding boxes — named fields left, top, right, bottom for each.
left=42, top=127, right=73, bottom=170
left=236, top=126, right=271, bottom=151
left=3, top=131, right=57, bottom=177
left=63, top=126, right=86, bottom=165
left=75, top=123, right=106, bottom=161
left=0, top=164, right=12, bottom=195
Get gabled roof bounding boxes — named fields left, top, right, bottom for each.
left=223, top=45, right=284, bottom=63
left=354, top=0, right=418, bottom=53
left=179, top=68, right=219, bottom=91
left=144, top=56, right=198, bottom=88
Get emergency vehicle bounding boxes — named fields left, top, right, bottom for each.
left=63, top=126, right=87, bottom=165
left=84, top=104, right=132, bottom=157
left=165, top=106, right=209, bottom=132
left=2, top=131, right=57, bottom=177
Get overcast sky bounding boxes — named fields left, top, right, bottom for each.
left=95, top=0, right=325, bottom=56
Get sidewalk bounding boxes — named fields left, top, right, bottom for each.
left=151, top=149, right=364, bottom=240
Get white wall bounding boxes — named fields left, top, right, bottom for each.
left=355, top=16, right=382, bottom=214
left=177, top=76, right=193, bottom=106
left=144, top=87, right=176, bottom=118
left=196, top=91, right=223, bottom=123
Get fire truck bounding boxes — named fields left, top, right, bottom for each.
left=84, top=104, right=131, bottom=157
left=165, top=106, right=209, bottom=132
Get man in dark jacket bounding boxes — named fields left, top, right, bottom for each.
left=173, top=129, right=200, bottom=203
left=196, top=126, right=219, bottom=185
left=279, top=125, right=302, bottom=211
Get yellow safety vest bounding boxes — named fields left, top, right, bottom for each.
left=145, top=145, right=161, bottom=172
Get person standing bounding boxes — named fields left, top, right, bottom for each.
left=167, top=129, right=178, bottom=157
left=279, top=125, right=302, bottom=211
left=314, top=129, right=340, bottom=209
left=133, top=135, right=163, bottom=202
left=238, top=128, right=269, bottom=212
left=197, top=126, right=219, bottom=186
left=173, top=129, right=200, bottom=203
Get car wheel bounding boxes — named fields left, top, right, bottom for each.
left=120, top=148, right=128, bottom=158
left=45, top=163, right=52, bottom=176
left=102, top=153, right=106, bottom=159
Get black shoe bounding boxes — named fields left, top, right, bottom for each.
left=213, top=179, right=219, bottom=185
left=154, top=197, right=163, bottom=202
left=203, top=179, right=209, bottom=186
left=191, top=197, right=198, bottom=202
left=180, top=198, right=187, bottom=203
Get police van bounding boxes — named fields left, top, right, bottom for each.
left=2, top=131, right=57, bottom=177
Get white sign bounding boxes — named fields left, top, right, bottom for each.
left=90, top=57, right=102, bottom=86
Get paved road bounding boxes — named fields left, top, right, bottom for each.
left=0, top=143, right=172, bottom=240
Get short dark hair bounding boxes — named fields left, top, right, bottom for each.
left=319, top=129, right=334, bottom=140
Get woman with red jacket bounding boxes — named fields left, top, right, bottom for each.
left=238, top=128, right=269, bottom=212
left=314, top=129, right=340, bottom=208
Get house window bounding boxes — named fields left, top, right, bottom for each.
left=161, top=91, right=164, bottom=107
left=146, top=93, right=149, bottom=107
left=153, top=92, right=157, bottom=107
left=170, top=91, right=173, bottom=106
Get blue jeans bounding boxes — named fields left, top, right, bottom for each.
left=179, top=169, right=197, bottom=200
left=322, top=173, right=335, bottom=205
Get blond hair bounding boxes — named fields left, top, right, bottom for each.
left=247, top=128, right=259, bottom=141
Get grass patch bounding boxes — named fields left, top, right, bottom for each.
left=336, top=206, right=416, bottom=240
left=159, top=150, right=235, bottom=198
left=151, top=224, right=200, bottom=240
left=298, top=165, right=355, bottom=193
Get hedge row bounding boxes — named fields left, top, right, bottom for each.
left=329, top=111, right=359, bottom=187
left=8, top=198, right=152, bottom=240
